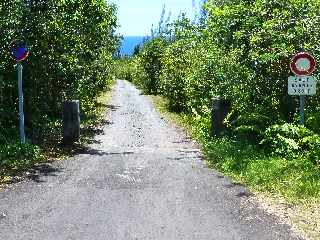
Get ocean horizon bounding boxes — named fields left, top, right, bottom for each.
left=120, top=36, right=146, bottom=56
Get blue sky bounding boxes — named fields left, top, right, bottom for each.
left=110, top=0, right=196, bottom=36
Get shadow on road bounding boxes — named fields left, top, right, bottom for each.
left=80, top=148, right=135, bottom=157
left=105, top=104, right=121, bottom=111
left=223, top=182, right=254, bottom=198
left=25, top=162, right=63, bottom=183
left=0, top=161, right=63, bottom=185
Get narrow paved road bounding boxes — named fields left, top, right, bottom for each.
left=0, top=80, right=301, bottom=240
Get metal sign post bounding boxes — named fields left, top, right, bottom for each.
left=299, top=95, right=305, bottom=125
left=17, top=63, right=26, bottom=144
left=289, top=52, right=317, bottom=126
left=288, top=75, right=316, bottom=125
left=10, top=40, right=29, bottom=144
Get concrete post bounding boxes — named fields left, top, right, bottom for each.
left=63, top=100, right=80, bottom=143
left=211, top=98, right=231, bottom=137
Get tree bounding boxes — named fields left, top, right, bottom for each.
left=0, top=0, right=120, bottom=144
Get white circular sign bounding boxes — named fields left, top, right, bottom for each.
left=296, top=58, right=311, bottom=71
left=290, top=52, right=316, bottom=76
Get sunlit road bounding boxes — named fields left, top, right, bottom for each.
left=0, top=80, right=302, bottom=240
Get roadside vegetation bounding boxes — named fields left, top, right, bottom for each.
left=115, top=0, right=320, bottom=238
left=0, top=0, right=119, bottom=181
left=150, top=95, right=320, bottom=240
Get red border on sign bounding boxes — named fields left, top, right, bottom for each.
left=290, top=52, right=316, bottom=76
left=10, top=40, right=30, bottom=63
left=15, top=51, right=30, bottom=62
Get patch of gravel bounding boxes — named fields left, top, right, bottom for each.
left=250, top=194, right=319, bottom=240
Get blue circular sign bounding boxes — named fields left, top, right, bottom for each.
left=10, top=40, right=29, bottom=62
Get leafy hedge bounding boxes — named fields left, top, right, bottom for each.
left=114, top=57, right=134, bottom=82
left=0, top=0, right=119, bottom=164
left=130, top=0, right=320, bottom=161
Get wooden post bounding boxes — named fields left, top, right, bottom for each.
left=211, top=98, right=231, bottom=137
left=63, top=100, right=80, bottom=143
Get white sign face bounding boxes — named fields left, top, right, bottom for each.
left=296, top=58, right=311, bottom=72
left=288, top=76, right=317, bottom=95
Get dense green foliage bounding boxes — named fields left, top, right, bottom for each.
left=129, top=0, right=320, bottom=161
left=135, top=37, right=166, bottom=94
left=114, top=57, right=134, bottom=82
left=0, top=0, right=119, bottom=168
left=190, top=115, right=320, bottom=201
left=152, top=95, right=320, bottom=201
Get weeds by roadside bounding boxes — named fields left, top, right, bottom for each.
left=149, top=95, right=320, bottom=240
left=0, top=85, right=114, bottom=185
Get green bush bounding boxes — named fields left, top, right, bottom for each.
left=0, top=143, right=42, bottom=167
left=159, top=39, right=194, bottom=112
left=130, top=0, right=320, bottom=140
left=261, top=123, right=313, bottom=156
left=133, top=37, right=166, bottom=94
left=0, top=0, right=120, bottom=175
left=204, top=0, right=320, bottom=129
left=301, top=135, right=320, bottom=165
left=115, top=58, right=134, bottom=81
left=0, top=0, right=120, bottom=145
left=306, top=106, right=320, bottom=133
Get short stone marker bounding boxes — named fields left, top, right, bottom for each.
left=211, top=98, right=231, bottom=137
left=63, top=100, right=80, bottom=143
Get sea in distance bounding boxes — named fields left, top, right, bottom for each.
left=120, top=36, right=145, bottom=56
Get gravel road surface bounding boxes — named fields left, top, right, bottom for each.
left=0, top=80, right=302, bottom=240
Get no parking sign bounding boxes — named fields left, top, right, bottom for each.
left=10, top=40, right=30, bottom=144
left=10, top=40, right=29, bottom=62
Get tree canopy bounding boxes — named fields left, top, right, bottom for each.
left=0, top=0, right=120, bottom=144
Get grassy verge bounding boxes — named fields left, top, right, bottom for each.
left=149, top=95, right=320, bottom=240
left=0, top=84, right=114, bottom=185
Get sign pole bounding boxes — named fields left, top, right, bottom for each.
left=11, top=40, right=29, bottom=144
left=289, top=52, right=317, bottom=126
left=17, top=63, right=25, bottom=144
left=299, top=95, right=305, bottom=125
